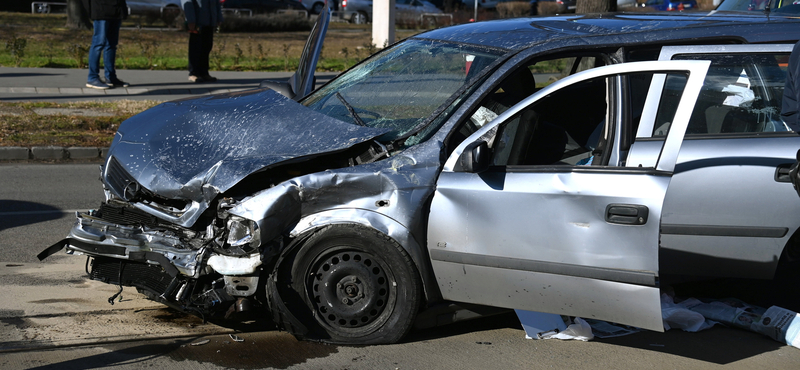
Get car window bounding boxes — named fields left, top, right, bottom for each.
left=302, top=39, right=505, bottom=143
left=491, top=72, right=688, bottom=167
left=659, top=52, right=791, bottom=135
left=490, top=75, right=608, bottom=167
left=717, top=0, right=800, bottom=12
left=453, top=56, right=607, bottom=147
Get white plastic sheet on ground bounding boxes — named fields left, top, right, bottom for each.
left=660, top=293, right=715, bottom=332
left=539, top=317, right=595, bottom=341
left=516, top=294, right=800, bottom=348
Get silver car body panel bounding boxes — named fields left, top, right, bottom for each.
left=428, top=61, right=710, bottom=331
left=628, top=45, right=800, bottom=278
left=224, top=145, right=445, bottom=299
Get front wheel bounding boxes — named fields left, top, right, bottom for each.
left=351, top=12, right=368, bottom=24
left=285, top=224, right=421, bottom=344
left=161, top=5, right=182, bottom=27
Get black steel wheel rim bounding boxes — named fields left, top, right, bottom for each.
left=306, top=248, right=395, bottom=331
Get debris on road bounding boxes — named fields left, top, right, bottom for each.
left=516, top=310, right=593, bottom=341
left=660, top=293, right=714, bottom=332
left=517, top=293, right=800, bottom=349
left=539, top=317, right=594, bottom=342
left=515, top=310, right=566, bottom=339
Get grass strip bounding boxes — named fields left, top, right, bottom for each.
left=0, top=100, right=160, bottom=147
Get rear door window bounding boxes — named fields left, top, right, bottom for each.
left=647, top=45, right=794, bottom=137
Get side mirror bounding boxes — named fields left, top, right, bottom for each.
left=259, top=80, right=295, bottom=99
left=456, top=141, right=490, bottom=173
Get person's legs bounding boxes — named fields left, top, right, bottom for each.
left=103, top=19, right=121, bottom=82
left=200, top=26, right=214, bottom=79
left=189, top=27, right=216, bottom=81
left=87, top=20, right=108, bottom=84
left=188, top=31, right=202, bottom=78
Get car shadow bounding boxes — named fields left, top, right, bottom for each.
left=403, top=309, right=787, bottom=365
left=0, top=72, right=66, bottom=78
left=0, top=200, right=64, bottom=232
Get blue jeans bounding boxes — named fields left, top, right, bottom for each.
left=87, top=19, right=121, bottom=83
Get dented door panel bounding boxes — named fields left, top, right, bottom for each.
left=428, top=61, right=710, bottom=331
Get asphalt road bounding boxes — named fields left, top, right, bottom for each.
left=0, top=163, right=104, bottom=263
left=2, top=163, right=800, bottom=369
left=0, top=67, right=338, bottom=102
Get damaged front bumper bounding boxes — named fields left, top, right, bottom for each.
left=43, top=212, right=204, bottom=276
left=39, top=203, right=268, bottom=318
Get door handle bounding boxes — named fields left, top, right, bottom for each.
left=605, top=204, right=649, bottom=225
left=775, top=163, right=794, bottom=183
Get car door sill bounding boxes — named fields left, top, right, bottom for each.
left=429, top=248, right=656, bottom=286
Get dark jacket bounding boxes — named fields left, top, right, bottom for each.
left=82, top=0, right=127, bottom=20
left=782, top=40, right=800, bottom=132
left=182, top=0, right=223, bottom=27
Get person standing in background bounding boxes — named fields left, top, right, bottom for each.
left=84, top=0, right=130, bottom=89
left=182, top=0, right=223, bottom=83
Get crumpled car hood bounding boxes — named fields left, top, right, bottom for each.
left=106, top=88, right=390, bottom=205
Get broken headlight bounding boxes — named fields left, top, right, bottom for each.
left=216, top=216, right=261, bottom=256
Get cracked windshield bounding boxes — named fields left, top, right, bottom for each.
left=302, top=39, right=504, bottom=142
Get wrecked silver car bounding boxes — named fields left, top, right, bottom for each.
left=41, top=8, right=800, bottom=344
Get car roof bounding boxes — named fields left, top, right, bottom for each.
left=414, top=12, right=800, bottom=51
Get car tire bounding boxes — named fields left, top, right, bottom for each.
left=423, top=15, right=437, bottom=28
left=352, top=11, right=368, bottom=24
left=284, top=224, right=421, bottom=344
left=312, top=2, right=325, bottom=14
left=161, top=5, right=182, bottom=27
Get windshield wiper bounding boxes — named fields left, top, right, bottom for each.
left=335, top=92, right=366, bottom=127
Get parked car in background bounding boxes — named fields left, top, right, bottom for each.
left=220, top=0, right=307, bottom=14
left=298, top=0, right=332, bottom=14
left=616, top=0, right=640, bottom=8
left=340, top=0, right=372, bottom=22
left=340, top=0, right=442, bottom=24
left=41, top=9, right=800, bottom=346
left=396, top=0, right=442, bottom=20
left=461, top=0, right=502, bottom=8
left=127, top=0, right=181, bottom=14
left=716, top=0, right=800, bottom=13
left=127, top=0, right=182, bottom=22
left=642, top=0, right=698, bottom=10
left=531, top=0, right=576, bottom=14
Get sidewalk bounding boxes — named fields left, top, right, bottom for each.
left=0, top=67, right=337, bottom=102
left=0, top=67, right=338, bottom=160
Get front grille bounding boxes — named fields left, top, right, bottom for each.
left=98, top=202, right=162, bottom=228
left=104, top=156, right=190, bottom=215
left=90, top=256, right=172, bottom=295
left=104, top=156, right=138, bottom=200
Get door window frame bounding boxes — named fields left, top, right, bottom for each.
left=444, top=60, right=712, bottom=174
left=635, top=44, right=795, bottom=140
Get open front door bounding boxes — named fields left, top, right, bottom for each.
left=260, top=2, right=330, bottom=100
left=427, top=60, right=710, bottom=331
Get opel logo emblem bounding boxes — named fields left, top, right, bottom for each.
left=122, top=181, right=141, bottom=201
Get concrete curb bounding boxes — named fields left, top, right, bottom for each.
left=0, top=146, right=108, bottom=160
